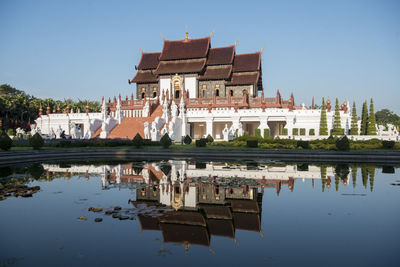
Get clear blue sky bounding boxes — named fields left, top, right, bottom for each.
left=1, top=0, right=399, bottom=113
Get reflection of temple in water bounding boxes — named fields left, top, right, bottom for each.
left=40, top=161, right=377, bottom=250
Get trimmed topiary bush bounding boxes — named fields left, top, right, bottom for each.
left=196, top=138, right=207, bottom=147
left=336, top=135, right=350, bottom=151
left=132, top=133, right=144, bottom=148
left=29, top=133, right=44, bottom=150
left=246, top=140, right=258, bottom=148
left=255, top=129, right=261, bottom=137
left=0, top=132, right=13, bottom=151
left=292, top=128, right=299, bottom=136
left=183, top=135, right=192, bottom=145
left=297, top=140, right=310, bottom=149
left=382, top=140, right=395, bottom=149
left=264, top=128, right=270, bottom=138
left=300, top=128, right=306, bottom=136
left=309, top=129, right=315, bottom=136
left=7, top=128, right=15, bottom=136
left=160, top=134, right=172, bottom=148
left=206, top=134, right=214, bottom=143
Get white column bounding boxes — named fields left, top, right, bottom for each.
left=206, top=119, right=213, bottom=137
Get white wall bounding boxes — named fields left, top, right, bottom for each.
left=160, top=78, right=171, bottom=96
left=185, top=77, right=197, bottom=98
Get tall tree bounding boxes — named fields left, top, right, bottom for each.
left=349, top=102, right=358, bottom=135
left=360, top=101, right=368, bottom=135
left=375, top=109, right=400, bottom=127
left=367, top=99, right=377, bottom=135
left=319, top=98, right=328, bottom=136
left=332, top=98, right=344, bottom=135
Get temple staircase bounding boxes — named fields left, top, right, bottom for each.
left=106, top=105, right=163, bottom=139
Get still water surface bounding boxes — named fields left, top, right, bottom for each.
left=0, top=160, right=399, bottom=266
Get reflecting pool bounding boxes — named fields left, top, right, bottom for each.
left=1, top=160, right=399, bottom=266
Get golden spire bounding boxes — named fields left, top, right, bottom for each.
left=210, top=30, right=214, bottom=38
left=234, top=39, right=239, bottom=47
left=260, top=45, right=266, bottom=54
left=160, top=33, right=165, bottom=41
left=139, top=47, right=143, bottom=54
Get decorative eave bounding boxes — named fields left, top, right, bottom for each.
left=225, top=72, right=260, bottom=86
left=130, top=70, right=158, bottom=84
left=154, top=58, right=207, bottom=75
left=198, top=65, right=232, bottom=81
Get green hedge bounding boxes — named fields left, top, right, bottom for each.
left=0, top=132, right=13, bottom=151
left=382, top=141, right=395, bottom=149
left=196, top=138, right=207, bottom=147
left=132, top=133, right=144, bottom=148
left=246, top=140, right=258, bottom=148
left=183, top=135, right=192, bottom=145
left=160, top=134, right=172, bottom=148
left=297, top=140, right=310, bottom=149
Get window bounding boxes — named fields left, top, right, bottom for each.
left=153, top=91, right=157, bottom=98
left=230, top=90, right=233, bottom=96
left=202, top=90, right=206, bottom=97
left=216, top=89, right=219, bottom=97
left=141, top=92, right=145, bottom=99
left=175, top=90, right=180, bottom=99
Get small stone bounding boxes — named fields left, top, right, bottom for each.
left=112, top=213, right=120, bottom=219
left=119, top=216, right=129, bottom=220
left=78, top=216, right=87, bottom=220
left=105, top=210, right=113, bottom=215
left=21, top=193, right=33, bottom=198
left=0, top=196, right=6, bottom=201
left=114, top=206, right=122, bottom=211
left=94, top=218, right=103, bottom=222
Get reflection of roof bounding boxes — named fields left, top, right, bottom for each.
left=200, top=205, right=232, bottom=219
left=138, top=215, right=160, bottom=231
left=154, top=58, right=207, bottom=75
left=233, top=213, right=261, bottom=232
left=207, top=219, right=235, bottom=238
left=159, top=37, right=210, bottom=60
left=230, top=200, right=260, bottom=213
left=137, top=52, right=160, bottom=70
left=206, top=46, right=235, bottom=65
left=159, top=211, right=206, bottom=227
left=160, top=223, right=210, bottom=247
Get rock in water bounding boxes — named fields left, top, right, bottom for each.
left=119, top=216, right=129, bottom=220
left=114, top=206, right=122, bottom=211
left=94, top=218, right=103, bottom=222
left=78, top=216, right=87, bottom=220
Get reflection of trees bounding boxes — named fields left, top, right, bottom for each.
left=351, top=166, right=357, bottom=188
left=320, top=166, right=327, bottom=192
left=368, top=167, right=375, bottom=192
left=361, top=167, right=368, bottom=188
left=335, top=164, right=349, bottom=191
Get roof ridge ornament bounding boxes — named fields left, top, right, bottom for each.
left=260, top=45, right=265, bottom=54
left=234, top=39, right=239, bottom=47
left=139, top=47, right=143, bottom=54
left=161, top=33, right=165, bottom=41
left=210, top=30, right=214, bottom=38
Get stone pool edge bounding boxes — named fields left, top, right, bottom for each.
left=1, top=149, right=400, bottom=166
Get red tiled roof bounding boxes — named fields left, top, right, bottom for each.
left=154, top=58, right=206, bottom=75
left=137, top=52, right=160, bottom=70
left=232, top=52, right=261, bottom=72
left=225, top=72, right=260, bottom=85
left=159, top=37, right=210, bottom=60
left=198, top=65, right=232, bottom=80
left=131, top=70, right=158, bottom=83
left=206, top=46, right=235, bottom=65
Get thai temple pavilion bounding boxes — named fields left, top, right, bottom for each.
left=34, top=32, right=399, bottom=141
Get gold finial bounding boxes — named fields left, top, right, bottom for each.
left=210, top=30, right=214, bottom=37
left=139, top=47, right=142, bottom=54
left=160, top=33, right=165, bottom=41
left=185, top=31, right=189, bottom=40
left=260, top=45, right=266, bottom=54
left=234, top=39, right=239, bottom=47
